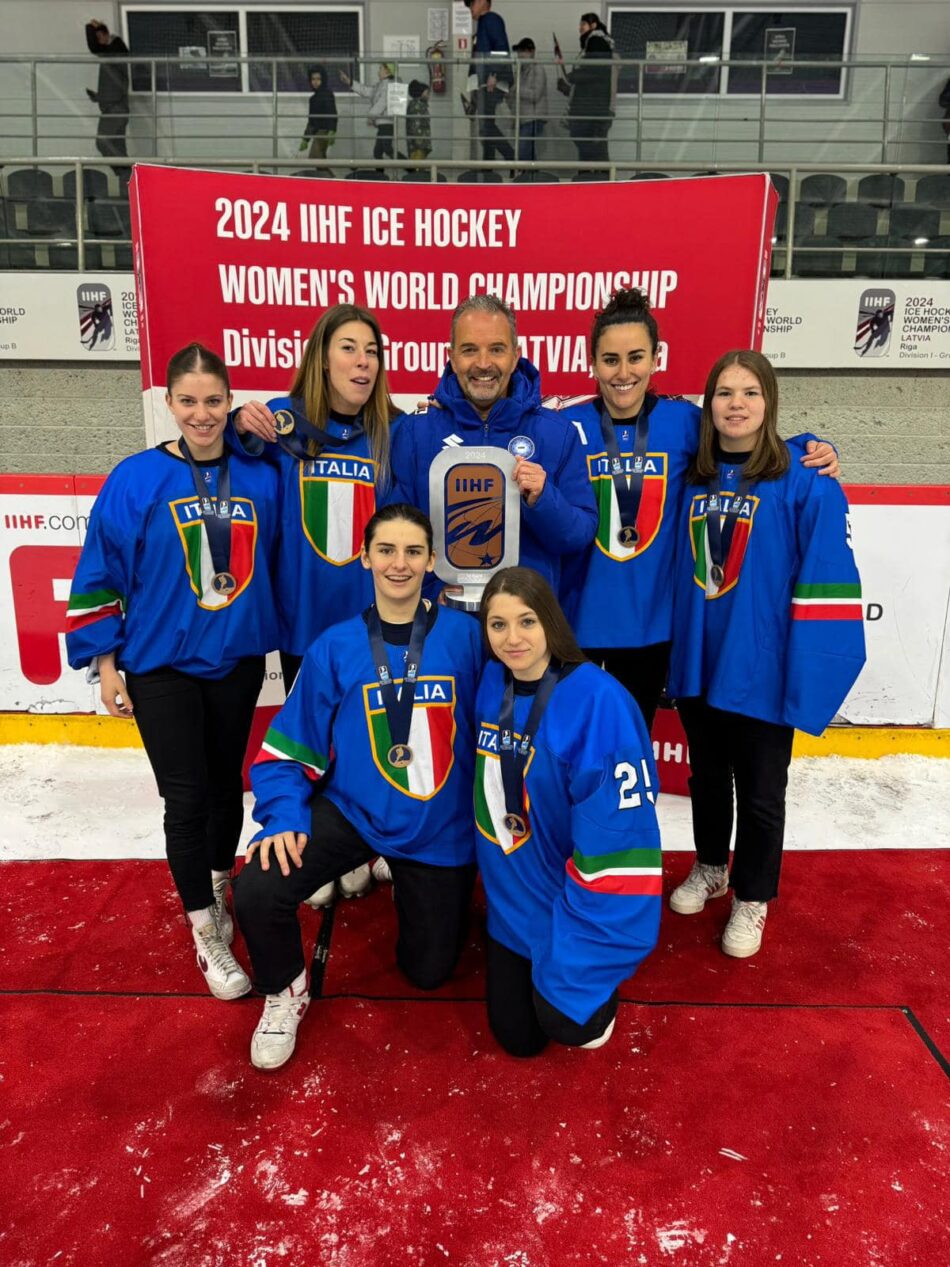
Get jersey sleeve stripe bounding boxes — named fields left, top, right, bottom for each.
left=566, top=859, right=664, bottom=896
left=793, top=582, right=862, bottom=600
left=571, top=845, right=662, bottom=875
left=260, top=728, right=328, bottom=777
left=66, top=588, right=125, bottom=616
left=790, top=602, right=863, bottom=621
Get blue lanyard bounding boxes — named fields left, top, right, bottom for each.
left=273, top=402, right=365, bottom=461
left=177, top=438, right=235, bottom=595
left=596, top=393, right=657, bottom=548
left=497, top=663, right=560, bottom=836
left=366, top=602, right=429, bottom=769
left=706, top=467, right=752, bottom=589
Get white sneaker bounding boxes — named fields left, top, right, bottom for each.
left=722, top=897, right=768, bottom=958
left=250, top=981, right=310, bottom=1070
left=304, top=881, right=336, bottom=909
left=191, top=918, right=251, bottom=1000
left=581, top=1016, right=616, bottom=1050
left=211, top=873, right=234, bottom=945
left=371, top=856, right=392, bottom=884
left=339, top=864, right=372, bottom=898
left=669, top=861, right=729, bottom=915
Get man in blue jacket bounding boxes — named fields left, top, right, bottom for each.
left=390, top=294, right=597, bottom=596
left=465, top=0, right=515, bottom=164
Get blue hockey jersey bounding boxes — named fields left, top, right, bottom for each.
left=66, top=445, right=279, bottom=678
left=389, top=359, right=597, bottom=595
left=250, top=606, right=482, bottom=865
left=668, top=449, right=866, bottom=735
left=230, top=398, right=408, bottom=655
left=475, top=659, right=662, bottom=1025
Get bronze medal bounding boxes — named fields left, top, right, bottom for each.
left=273, top=409, right=296, bottom=436
left=212, top=571, right=237, bottom=595
left=710, top=564, right=725, bottom=588
left=388, top=743, right=413, bottom=768
left=503, top=812, right=527, bottom=836
left=618, top=525, right=639, bottom=548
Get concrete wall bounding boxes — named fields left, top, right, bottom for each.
left=1, top=360, right=946, bottom=484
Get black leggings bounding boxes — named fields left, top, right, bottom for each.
left=125, top=657, right=265, bottom=911
left=234, top=795, right=477, bottom=995
left=582, top=641, right=671, bottom=733
left=676, top=696, right=794, bottom=902
left=485, top=935, right=618, bottom=1058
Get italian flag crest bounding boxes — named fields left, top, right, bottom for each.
left=590, top=451, right=668, bottom=561
left=300, top=457, right=377, bottom=566
left=475, top=724, right=534, bottom=854
left=689, top=491, right=759, bottom=596
left=363, top=676, right=456, bottom=800
left=171, top=496, right=257, bottom=609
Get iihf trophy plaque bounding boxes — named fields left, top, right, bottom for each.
left=428, top=447, right=521, bottom=611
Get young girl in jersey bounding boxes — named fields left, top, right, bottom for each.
left=66, top=343, right=279, bottom=1002
left=235, top=505, right=482, bottom=1070
left=559, top=289, right=839, bottom=732
left=233, top=303, right=405, bottom=904
left=475, top=566, right=662, bottom=1058
left=668, top=350, right=865, bottom=958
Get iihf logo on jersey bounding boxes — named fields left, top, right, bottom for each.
left=587, top=452, right=668, bottom=561
left=363, top=676, right=457, bottom=799
left=299, top=455, right=376, bottom=566
left=443, top=462, right=507, bottom=570
left=854, top=288, right=895, bottom=358
left=170, top=496, right=257, bottom=609
left=689, top=491, right=759, bottom=596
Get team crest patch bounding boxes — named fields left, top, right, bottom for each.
left=689, top=490, right=760, bottom=596
left=443, top=462, right=507, bottom=571
left=508, top=434, right=536, bottom=460
left=363, top=676, right=457, bottom=800
left=170, top=496, right=257, bottom=610
left=300, top=455, right=377, bottom=566
left=588, top=452, right=668, bottom=561
left=475, top=723, right=534, bottom=854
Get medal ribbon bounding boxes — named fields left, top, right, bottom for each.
left=275, top=402, right=365, bottom=461
left=366, top=603, right=430, bottom=754
left=705, top=466, right=752, bottom=586
left=177, top=438, right=233, bottom=581
left=498, top=663, right=561, bottom=825
left=596, top=393, right=658, bottom=542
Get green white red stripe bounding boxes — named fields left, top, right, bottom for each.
left=301, top=472, right=376, bottom=565
left=65, top=587, right=124, bottom=631
left=790, top=581, right=863, bottom=621
left=566, top=845, right=663, bottom=895
left=258, top=726, right=328, bottom=781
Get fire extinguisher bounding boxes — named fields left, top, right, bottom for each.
left=427, top=40, right=447, bottom=93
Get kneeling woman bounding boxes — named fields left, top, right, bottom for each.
left=668, top=350, right=866, bottom=958
left=236, top=505, right=482, bottom=1070
left=475, top=568, right=662, bottom=1058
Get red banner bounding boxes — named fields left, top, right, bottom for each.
left=130, top=166, right=776, bottom=400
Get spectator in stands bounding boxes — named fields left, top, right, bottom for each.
left=407, top=80, right=432, bottom=162
left=299, top=65, right=337, bottom=171
left=465, top=0, right=515, bottom=166
left=84, top=19, right=130, bottom=171
left=512, top=38, right=548, bottom=163
left=340, top=62, right=399, bottom=162
left=556, top=12, right=615, bottom=177
left=939, top=77, right=950, bottom=163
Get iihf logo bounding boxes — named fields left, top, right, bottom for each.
left=854, top=288, right=895, bottom=358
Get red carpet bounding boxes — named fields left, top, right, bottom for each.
left=1, top=994, right=947, bottom=1267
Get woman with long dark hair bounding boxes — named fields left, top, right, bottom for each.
left=236, top=505, right=482, bottom=1070
left=475, top=566, right=661, bottom=1058
left=668, top=350, right=865, bottom=957
left=66, top=343, right=279, bottom=1002
left=560, top=288, right=839, bottom=733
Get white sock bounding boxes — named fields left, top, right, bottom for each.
left=187, top=906, right=215, bottom=930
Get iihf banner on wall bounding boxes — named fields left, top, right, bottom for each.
left=128, top=166, right=776, bottom=437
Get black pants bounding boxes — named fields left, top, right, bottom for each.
left=583, top=641, right=671, bottom=734
left=279, top=651, right=303, bottom=696
left=373, top=124, right=394, bottom=161
left=676, top=696, right=794, bottom=903
left=479, top=89, right=514, bottom=163
left=485, top=935, right=618, bottom=1058
left=125, top=657, right=265, bottom=911
left=234, top=795, right=477, bottom=995
left=96, top=104, right=129, bottom=159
